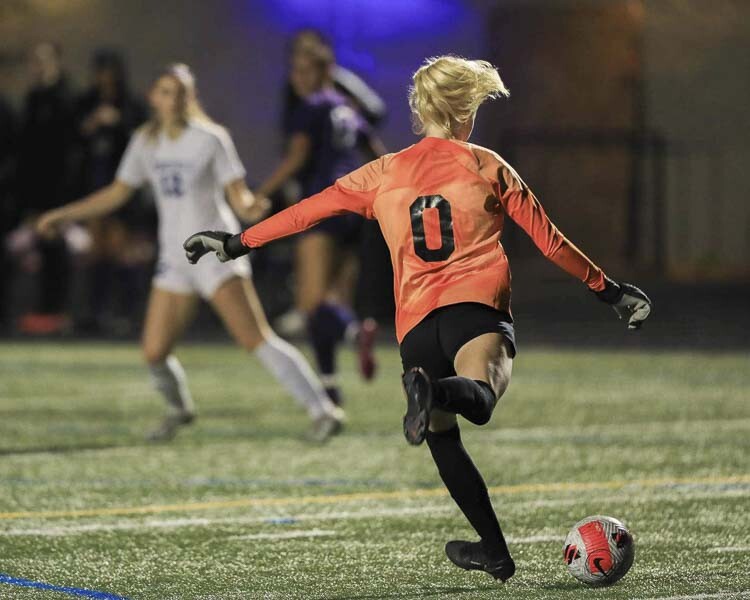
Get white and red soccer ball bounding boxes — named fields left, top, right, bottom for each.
left=563, top=516, right=635, bottom=586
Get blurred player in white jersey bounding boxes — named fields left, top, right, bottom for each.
left=37, top=64, right=343, bottom=442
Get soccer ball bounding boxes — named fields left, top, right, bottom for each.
left=563, top=515, right=634, bottom=587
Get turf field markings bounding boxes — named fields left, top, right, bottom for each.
left=480, top=417, right=750, bottom=442
left=523, top=488, right=750, bottom=508
left=227, top=528, right=336, bottom=541
left=0, top=473, right=747, bottom=521
left=0, top=506, right=454, bottom=536
left=225, top=531, right=562, bottom=543
left=1, top=475, right=390, bottom=489
left=3, top=416, right=748, bottom=458
left=0, top=573, right=128, bottom=599
left=0, top=488, right=741, bottom=538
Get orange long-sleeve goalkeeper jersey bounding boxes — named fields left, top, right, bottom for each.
left=241, top=136, right=607, bottom=342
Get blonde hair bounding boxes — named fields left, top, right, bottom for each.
left=144, top=63, right=213, bottom=140
left=408, top=55, right=509, bottom=137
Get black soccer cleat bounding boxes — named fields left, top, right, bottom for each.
left=445, top=540, right=516, bottom=583
left=324, top=385, right=344, bottom=407
left=401, top=367, right=432, bottom=446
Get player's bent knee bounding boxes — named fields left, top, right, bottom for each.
left=471, top=408, right=493, bottom=426
left=489, top=364, right=512, bottom=403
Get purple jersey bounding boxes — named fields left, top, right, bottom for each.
left=289, top=89, right=369, bottom=196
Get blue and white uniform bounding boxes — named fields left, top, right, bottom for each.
left=116, top=120, right=250, bottom=298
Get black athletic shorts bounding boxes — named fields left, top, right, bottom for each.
left=399, top=302, right=517, bottom=380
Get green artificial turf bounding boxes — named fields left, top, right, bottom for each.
left=0, top=342, right=748, bottom=599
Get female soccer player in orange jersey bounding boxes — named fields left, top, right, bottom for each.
left=185, top=56, right=652, bottom=582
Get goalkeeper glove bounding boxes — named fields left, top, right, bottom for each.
left=183, top=231, right=249, bottom=264
left=595, top=276, right=652, bottom=330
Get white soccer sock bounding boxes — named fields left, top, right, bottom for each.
left=148, top=355, right=195, bottom=416
left=254, top=336, right=334, bottom=420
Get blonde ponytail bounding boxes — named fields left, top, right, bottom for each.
left=408, top=55, right=509, bottom=137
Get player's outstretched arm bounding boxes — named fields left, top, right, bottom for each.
left=184, top=158, right=383, bottom=265
left=183, top=186, right=351, bottom=265
left=36, top=180, right=134, bottom=237
left=498, top=169, right=652, bottom=330
left=183, top=191, right=345, bottom=265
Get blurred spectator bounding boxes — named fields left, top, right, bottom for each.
left=75, top=49, right=147, bottom=194
left=14, top=42, right=76, bottom=334
left=72, top=48, right=151, bottom=334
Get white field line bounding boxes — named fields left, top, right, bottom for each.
left=707, top=546, right=750, bottom=553
left=634, top=593, right=750, bottom=600
left=226, top=531, right=564, bottom=544
left=0, top=505, right=453, bottom=537
left=481, top=417, right=750, bottom=442
left=227, top=529, right=336, bottom=541
left=1, top=488, right=745, bottom=538
left=524, top=489, right=750, bottom=508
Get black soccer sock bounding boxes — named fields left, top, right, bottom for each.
left=308, top=303, right=352, bottom=406
left=307, top=304, right=338, bottom=376
left=433, top=377, right=497, bottom=425
left=426, top=426, right=510, bottom=558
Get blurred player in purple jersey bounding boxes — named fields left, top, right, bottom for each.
left=281, top=29, right=387, bottom=133
left=255, top=43, right=386, bottom=405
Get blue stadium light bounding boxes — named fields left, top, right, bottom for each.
left=255, top=0, right=469, bottom=40
left=245, top=0, right=471, bottom=74
left=256, top=0, right=471, bottom=42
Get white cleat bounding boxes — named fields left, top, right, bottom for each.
left=146, top=412, right=195, bottom=442
left=309, top=408, right=346, bottom=443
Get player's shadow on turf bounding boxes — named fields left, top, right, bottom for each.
left=0, top=407, right=124, bottom=418
left=333, top=586, right=498, bottom=599
left=0, top=441, right=141, bottom=456
left=540, top=582, right=587, bottom=591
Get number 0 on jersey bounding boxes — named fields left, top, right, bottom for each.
left=409, top=195, right=455, bottom=262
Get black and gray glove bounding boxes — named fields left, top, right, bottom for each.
left=183, top=231, right=249, bottom=264
left=595, top=276, right=652, bottom=330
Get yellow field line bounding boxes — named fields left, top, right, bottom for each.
left=0, top=474, right=747, bottom=521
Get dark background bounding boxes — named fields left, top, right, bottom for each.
left=1, top=0, right=748, bottom=348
